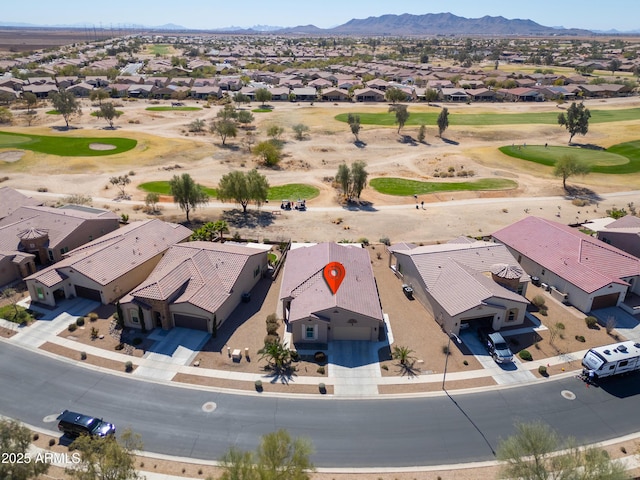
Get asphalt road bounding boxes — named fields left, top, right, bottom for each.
left=3, top=342, right=640, bottom=468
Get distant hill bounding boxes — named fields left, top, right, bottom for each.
left=281, top=12, right=593, bottom=36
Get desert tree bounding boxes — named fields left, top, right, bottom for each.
left=608, top=58, right=622, bottom=75
left=437, top=107, right=449, bottom=137
left=169, top=173, right=209, bottom=222
left=255, top=87, right=272, bottom=106
left=267, top=125, right=284, bottom=141
left=89, top=89, right=109, bottom=105
left=144, top=192, right=160, bottom=213
left=389, top=104, right=410, bottom=134
left=392, top=345, right=416, bottom=365
left=417, top=124, right=426, bottom=143
left=557, top=101, right=591, bottom=143
left=22, top=91, right=37, bottom=113
left=0, top=107, right=13, bottom=125
left=253, top=140, right=282, bottom=166
left=96, top=102, right=121, bottom=128
left=109, top=174, right=131, bottom=198
left=496, top=421, right=629, bottom=480
left=49, top=89, right=81, bottom=128
left=425, top=88, right=439, bottom=103
left=237, top=109, right=254, bottom=126
left=347, top=113, right=361, bottom=142
left=233, top=92, right=251, bottom=105
left=385, top=86, right=406, bottom=104
left=554, top=154, right=590, bottom=191
left=68, top=428, right=143, bottom=480
left=350, top=160, right=368, bottom=199
left=188, top=118, right=206, bottom=132
left=216, top=103, right=238, bottom=120
left=292, top=123, right=310, bottom=140
left=210, top=118, right=238, bottom=146
left=0, top=418, right=50, bottom=480
left=336, top=163, right=351, bottom=199
left=217, top=169, right=269, bottom=213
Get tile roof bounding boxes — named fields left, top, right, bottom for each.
left=279, top=243, right=383, bottom=322
left=27, top=220, right=192, bottom=287
left=129, top=241, right=265, bottom=314
left=393, top=241, right=528, bottom=316
left=492, top=217, right=640, bottom=293
left=0, top=187, right=42, bottom=220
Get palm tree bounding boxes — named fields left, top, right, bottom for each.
left=392, top=345, right=415, bottom=365
left=258, top=341, right=291, bottom=371
left=212, top=220, right=229, bottom=241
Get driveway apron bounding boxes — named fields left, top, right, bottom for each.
left=328, top=340, right=381, bottom=396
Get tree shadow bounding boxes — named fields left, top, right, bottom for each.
left=221, top=209, right=275, bottom=228
left=354, top=140, right=367, bottom=148
left=342, top=200, right=378, bottom=212
left=394, top=361, right=420, bottom=378
left=570, top=142, right=606, bottom=151
left=565, top=186, right=603, bottom=201
left=398, top=135, right=418, bottom=146
left=51, top=125, right=80, bottom=131
left=264, top=364, right=298, bottom=385
left=441, top=137, right=459, bottom=145
left=219, top=143, right=241, bottom=151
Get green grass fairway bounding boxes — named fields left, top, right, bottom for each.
left=45, top=110, right=61, bottom=115
left=139, top=181, right=318, bottom=201
left=149, top=44, right=171, bottom=55
left=0, top=131, right=137, bottom=156
left=370, top=177, right=517, bottom=196
left=500, top=140, right=640, bottom=174
left=266, top=184, right=319, bottom=201
left=335, top=107, right=640, bottom=127
left=145, top=106, right=202, bottom=112
left=252, top=108, right=273, bottom=113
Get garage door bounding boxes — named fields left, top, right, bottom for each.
left=173, top=313, right=208, bottom=332
left=74, top=285, right=102, bottom=302
left=591, top=293, right=619, bottom=310
left=332, top=326, right=371, bottom=341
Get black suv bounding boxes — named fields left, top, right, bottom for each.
left=57, top=410, right=115, bottom=438
left=478, top=328, right=514, bottom=364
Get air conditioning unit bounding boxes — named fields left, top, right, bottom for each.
left=540, top=282, right=549, bottom=291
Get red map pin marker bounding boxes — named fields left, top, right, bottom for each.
left=323, top=262, right=346, bottom=295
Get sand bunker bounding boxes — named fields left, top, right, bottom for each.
left=0, top=150, right=25, bottom=162
left=89, top=143, right=117, bottom=151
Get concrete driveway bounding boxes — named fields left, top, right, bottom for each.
left=328, top=340, right=382, bottom=397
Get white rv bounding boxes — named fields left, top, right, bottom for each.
left=582, top=341, right=640, bottom=379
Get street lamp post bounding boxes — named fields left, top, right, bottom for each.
left=442, top=331, right=462, bottom=390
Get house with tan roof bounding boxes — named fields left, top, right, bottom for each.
left=0, top=204, right=119, bottom=266
left=596, top=215, right=640, bottom=259
left=389, top=239, right=529, bottom=335
left=492, top=217, right=640, bottom=313
left=0, top=187, right=42, bottom=221
left=119, top=242, right=269, bottom=332
left=25, top=220, right=192, bottom=307
left=279, top=243, right=384, bottom=344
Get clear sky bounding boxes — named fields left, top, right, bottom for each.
left=2, top=0, right=638, bottom=32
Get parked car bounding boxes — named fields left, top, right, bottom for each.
left=478, top=328, right=513, bottom=364
left=57, top=410, right=115, bottom=438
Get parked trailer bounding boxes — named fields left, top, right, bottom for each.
left=582, top=341, right=640, bottom=379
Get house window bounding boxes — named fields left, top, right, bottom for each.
left=507, top=310, right=517, bottom=322
left=620, top=360, right=628, bottom=367
left=88, top=235, right=93, bottom=241
left=254, top=266, right=260, bottom=278
left=305, top=325, right=317, bottom=340
left=47, top=250, right=54, bottom=262
left=541, top=269, right=546, bottom=275
left=60, top=246, right=69, bottom=255
left=130, top=309, right=139, bottom=324
left=517, top=255, right=522, bottom=263
left=36, top=287, right=45, bottom=300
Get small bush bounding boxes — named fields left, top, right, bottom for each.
left=314, top=351, right=327, bottom=362
left=379, top=237, right=391, bottom=246
left=575, top=335, right=586, bottom=342
left=463, top=360, right=469, bottom=366
left=264, top=334, right=279, bottom=345
left=358, top=237, right=369, bottom=246
left=531, top=295, right=546, bottom=308
left=33, top=433, right=39, bottom=441
left=88, top=312, right=99, bottom=322
left=585, top=316, right=598, bottom=329
left=80, top=351, right=87, bottom=360
left=90, top=327, right=99, bottom=339
left=37, top=187, right=48, bottom=192
left=519, top=349, right=533, bottom=361
left=115, top=343, right=124, bottom=350
left=48, top=438, right=55, bottom=447
left=76, top=317, right=85, bottom=326
left=317, top=366, right=325, bottom=374
left=442, top=345, right=450, bottom=355
left=255, top=379, right=263, bottom=391
left=555, top=322, right=565, bottom=330
left=538, top=365, right=548, bottom=376
left=318, top=382, right=326, bottom=393
left=68, top=323, right=77, bottom=332
left=381, top=364, right=389, bottom=370
left=125, top=361, right=133, bottom=372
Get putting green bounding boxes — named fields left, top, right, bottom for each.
left=0, top=131, right=137, bottom=156
left=370, top=177, right=517, bottom=196
left=500, top=140, right=640, bottom=174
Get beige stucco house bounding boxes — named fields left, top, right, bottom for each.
left=279, top=243, right=384, bottom=344
left=25, top=220, right=192, bottom=307
left=119, top=242, right=270, bottom=333
left=389, top=238, right=530, bottom=335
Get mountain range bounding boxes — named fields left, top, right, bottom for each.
left=0, top=13, right=613, bottom=35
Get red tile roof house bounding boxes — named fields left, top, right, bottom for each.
left=389, top=239, right=529, bottom=336
left=279, top=243, right=384, bottom=345
left=24, top=220, right=192, bottom=307
left=119, top=242, right=269, bottom=332
left=492, top=217, right=640, bottom=313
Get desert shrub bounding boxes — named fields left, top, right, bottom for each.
left=264, top=334, right=279, bottom=345
left=314, top=351, right=327, bottom=362
left=76, top=317, right=85, bottom=326
left=442, top=345, right=450, bottom=355
left=463, top=360, right=469, bottom=366
left=68, top=323, right=77, bottom=332
left=318, top=382, right=326, bottom=393
left=575, top=335, right=586, bottom=342
left=48, top=439, right=55, bottom=447
left=88, top=312, right=99, bottom=322
left=33, top=433, right=39, bottom=441
left=358, top=237, right=370, bottom=246
left=379, top=237, right=391, bottom=246
left=290, top=350, right=299, bottom=362
left=519, top=349, right=533, bottom=361
left=37, top=187, right=48, bottom=192
left=555, top=322, right=565, bottom=330
left=90, top=327, right=99, bottom=339
left=80, top=351, right=87, bottom=360
left=381, top=364, right=389, bottom=370
left=572, top=198, right=590, bottom=207
left=448, top=166, right=455, bottom=172
left=125, top=361, right=133, bottom=372
left=538, top=365, right=548, bottom=376
left=266, top=315, right=279, bottom=335
left=531, top=295, right=546, bottom=308
left=585, top=316, right=598, bottom=329
left=317, top=366, right=325, bottom=374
